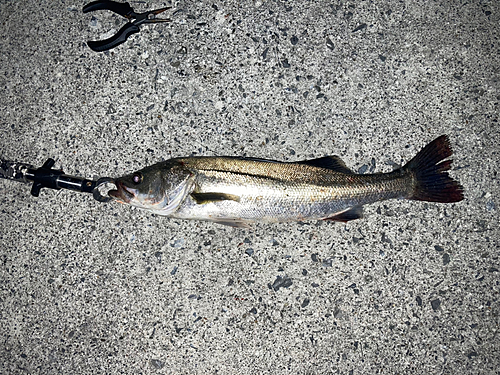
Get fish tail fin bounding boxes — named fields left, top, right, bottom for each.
left=404, top=135, right=464, bottom=203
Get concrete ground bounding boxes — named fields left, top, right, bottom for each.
left=1, top=0, right=499, bottom=374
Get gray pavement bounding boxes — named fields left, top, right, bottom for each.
left=1, top=0, right=499, bottom=374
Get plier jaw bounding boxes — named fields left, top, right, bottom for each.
left=83, top=1, right=171, bottom=52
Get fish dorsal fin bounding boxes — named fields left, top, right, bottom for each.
left=323, top=206, right=363, bottom=222
left=296, top=156, right=354, bottom=174
left=191, top=192, right=241, bottom=205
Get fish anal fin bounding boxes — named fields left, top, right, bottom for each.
left=211, top=218, right=252, bottom=228
left=297, top=156, right=354, bottom=174
left=323, top=206, right=363, bottom=222
left=191, top=192, right=241, bottom=204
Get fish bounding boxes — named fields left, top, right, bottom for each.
left=108, top=135, right=464, bottom=228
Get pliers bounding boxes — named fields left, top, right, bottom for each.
left=83, top=0, right=171, bottom=52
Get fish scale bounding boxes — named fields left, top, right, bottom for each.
left=169, top=162, right=411, bottom=224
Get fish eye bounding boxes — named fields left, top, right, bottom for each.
left=132, top=173, right=143, bottom=185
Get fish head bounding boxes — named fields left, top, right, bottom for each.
left=109, top=162, right=193, bottom=215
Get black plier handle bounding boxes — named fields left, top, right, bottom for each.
left=83, top=0, right=171, bottom=52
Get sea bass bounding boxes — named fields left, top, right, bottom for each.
left=109, top=135, right=464, bottom=228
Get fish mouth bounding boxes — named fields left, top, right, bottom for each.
left=108, top=180, right=136, bottom=203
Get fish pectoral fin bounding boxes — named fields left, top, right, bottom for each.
left=296, top=156, right=354, bottom=174
left=191, top=192, right=241, bottom=205
left=211, top=218, right=252, bottom=228
left=323, top=206, right=363, bottom=222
